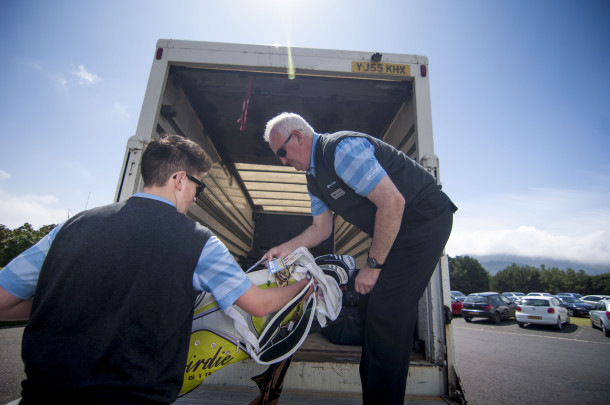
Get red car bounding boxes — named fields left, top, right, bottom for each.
left=451, top=297, right=463, bottom=316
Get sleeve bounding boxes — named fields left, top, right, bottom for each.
left=334, top=137, right=387, bottom=196
left=192, top=235, right=252, bottom=310
left=309, top=191, right=329, bottom=217
left=0, top=223, right=64, bottom=300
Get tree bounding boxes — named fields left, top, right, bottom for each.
left=0, top=223, right=56, bottom=267
left=539, top=265, right=567, bottom=294
left=563, top=269, right=589, bottom=294
left=448, top=256, right=490, bottom=294
left=491, top=264, right=542, bottom=293
left=590, top=271, right=610, bottom=295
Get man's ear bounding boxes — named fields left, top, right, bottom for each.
left=293, top=130, right=302, bottom=145
left=173, top=172, right=185, bottom=191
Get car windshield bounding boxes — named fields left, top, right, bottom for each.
left=465, top=296, right=488, bottom=304
left=560, top=297, right=579, bottom=303
left=521, top=299, right=550, bottom=306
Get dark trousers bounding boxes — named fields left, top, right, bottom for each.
left=358, top=202, right=454, bottom=404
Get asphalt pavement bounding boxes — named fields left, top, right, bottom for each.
left=2, top=320, right=610, bottom=404
left=453, top=317, right=610, bottom=404
left=0, top=327, right=24, bottom=405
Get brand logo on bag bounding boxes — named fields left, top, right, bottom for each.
left=181, top=332, right=250, bottom=395
left=184, top=346, right=236, bottom=379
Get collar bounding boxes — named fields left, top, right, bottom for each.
left=132, top=192, right=176, bottom=208
left=306, top=133, right=320, bottom=177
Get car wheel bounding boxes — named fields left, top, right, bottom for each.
left=603, top=324, right=610, bottom=338
left=567, top=309, right=574, bottom=317
left=464, top=317, right=472, bottom=323
left=518, top=322, right=525, bottom=328
left=492, top=312, right=501, bottom=324
left=555, top=317, right=562, bottom=331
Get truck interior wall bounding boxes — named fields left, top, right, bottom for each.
left=382, top=98, right=417, bottom=157
left=252, top=213, right=334, bottom=261
left=157, top=76, right=256, bottom=261
left=334, top=217, right=370, bottom=268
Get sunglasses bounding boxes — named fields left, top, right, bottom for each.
left=275, top=133, right=293, bottom=158
left=174, top=173, right=206, bottom=198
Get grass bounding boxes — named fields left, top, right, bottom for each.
left=569, top=316, right=590, bottom=326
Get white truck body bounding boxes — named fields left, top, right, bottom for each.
left=115, top=39, right=464, bottom=403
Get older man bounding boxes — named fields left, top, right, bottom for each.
left=263, top=113, right=456, bottom=404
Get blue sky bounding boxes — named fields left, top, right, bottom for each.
left=1, top=0, right=608, bottom=267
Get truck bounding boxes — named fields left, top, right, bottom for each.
left=115, top=39, right=465, bottom=404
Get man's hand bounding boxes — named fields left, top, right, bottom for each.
left=355, top=267, right=381, bottom=295
left=264, top=245, right=292, bottom=264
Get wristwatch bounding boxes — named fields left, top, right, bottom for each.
left=367, top=257, right=383, bottom=270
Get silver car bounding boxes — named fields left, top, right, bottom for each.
left=590, top=298, right=610, bottom=337
left=580, top=295, right=610, bottom=305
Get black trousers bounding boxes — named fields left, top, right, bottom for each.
left=358, top=199, right=454, bottom=404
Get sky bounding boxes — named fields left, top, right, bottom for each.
left=1, top=0, right=609, bottom=269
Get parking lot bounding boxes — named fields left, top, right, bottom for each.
left=453, top=316, right=610, bottom=404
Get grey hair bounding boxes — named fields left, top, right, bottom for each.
left=263, top=112, right=314, bottom=142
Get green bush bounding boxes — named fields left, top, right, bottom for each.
left=0, top=223, right=55, bottom=267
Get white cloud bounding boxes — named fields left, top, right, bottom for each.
left=0, top=188, right=68, bottom=229
left=71, top=64, right=101, bottom=85
left=113, top=101, right=129, bottom=118
left=52, top=75, right=68, bottom=88
left=0, top=170, right=11, bottom=181
left=446, top=187, right=610, bottom=265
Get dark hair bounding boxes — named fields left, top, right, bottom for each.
left=141, top=135, right=212, bottom=187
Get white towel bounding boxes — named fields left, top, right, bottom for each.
left=283, top=246, right=342, bottom=328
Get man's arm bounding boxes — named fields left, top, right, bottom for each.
left=234, top=278, right=312, bottom=317
left=355, top=175, right=405, bottom=294
left=0, top=285, right=32, bottom=321
left=263, top=209, right=333, bottom=261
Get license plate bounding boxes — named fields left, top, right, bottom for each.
left=528, top=316, right=542, bottom=320
left=351, top=61, right=411, bottom=76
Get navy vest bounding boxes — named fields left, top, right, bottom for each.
left=307, top=132, right=454, bottom=243
left=22, top=196, right=212, bottom=403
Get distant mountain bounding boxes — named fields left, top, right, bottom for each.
left=462, top=254, right=609, bottom=275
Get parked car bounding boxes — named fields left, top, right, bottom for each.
left=451, top=291, right=466, bottom=301
left=451, top=297, right=463, bottom=316
left=502, top=292, right=525, bottom=302
left=589, top=298, right=610, bottom=337
left=556, top=292, right=582, bottom=299
left=527, top=292, right=553, bottom=297
left=556, top=296, right=595, bottom=317
left=462, top=292, right=517, bottom=324
left=516, top=296, right=570, bottom=330
left=580, top=295, right=610, bottom=305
